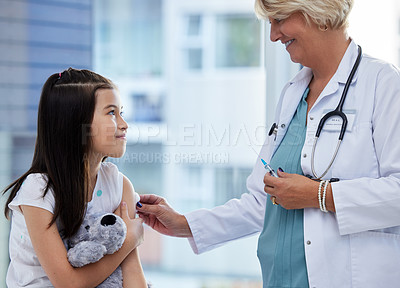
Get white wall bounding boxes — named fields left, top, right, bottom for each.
left=349, top=0, right=399, bottom=65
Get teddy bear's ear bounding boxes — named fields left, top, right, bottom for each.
left=100, top=214, right=117, bottom=226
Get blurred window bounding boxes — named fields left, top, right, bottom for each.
left=187, top=48, right=203, bottom=70
left=216, top=14, right=261, bottom=68
left=214, top=167, right=252, bottom=205
left=187, top=15, right=202, bottom=36
left=182, top=13, right=261, bottom=71
left=182, top=14, right=204, bottom=70
left=94, top=0, right=163, bottom=76
left=131, top=93, right=163, bottom=123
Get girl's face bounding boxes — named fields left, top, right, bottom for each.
left=90, top=88, right=128, bottom=159
left=269, top=12, right=323, bottom=66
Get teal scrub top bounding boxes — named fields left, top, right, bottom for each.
left=257, top=88, right=309, bottom=288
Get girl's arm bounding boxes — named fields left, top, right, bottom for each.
left=21, top=201, right=143, bottom=288
left=119, top=175, right=147, bottom=288
left=121, top=248, right=147, bottom=288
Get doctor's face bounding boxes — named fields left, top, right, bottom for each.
left=269, top=12, right=323, bottom=66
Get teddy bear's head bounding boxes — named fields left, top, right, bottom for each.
left=89, top=213, right=127, bottom=253
left=67, top=212, right=127, bottom=268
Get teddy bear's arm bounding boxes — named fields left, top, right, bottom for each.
left=67, top=241, right=107, bottom=268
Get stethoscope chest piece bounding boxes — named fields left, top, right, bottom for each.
left=269, top=122, right=278, bottom=140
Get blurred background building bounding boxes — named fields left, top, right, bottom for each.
left=1, top=0, right=400, bottom=287
left=0, top=0, right=93, bottom=284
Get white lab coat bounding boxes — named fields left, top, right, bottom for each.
left=185, top=41, right=400, bottom=288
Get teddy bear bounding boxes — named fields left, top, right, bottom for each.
left=66, top=212, right=127, bottom=287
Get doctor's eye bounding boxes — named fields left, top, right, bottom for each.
left=268, top=18, right=283, bottom=25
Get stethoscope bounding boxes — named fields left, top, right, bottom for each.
left=269, top=45, right=363, bottom=180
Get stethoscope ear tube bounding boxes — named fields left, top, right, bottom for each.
left=315, top=110, right=348, bottom=140
left=337, top=111, right=347, bottom=140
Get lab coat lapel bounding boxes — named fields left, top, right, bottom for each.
left=311, top=41, right=360, bottom=108
left=272, top=68, right=312, bottom=154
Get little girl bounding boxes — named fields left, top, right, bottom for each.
left=3, top=68, right=148, bottom=287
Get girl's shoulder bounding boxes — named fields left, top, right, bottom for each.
left=20, top=173, right=49, bottom=194
left=25, top=172, right=48, bottom=184
left=99, top=161, right=122, bottom=181
left=100, top=161, right=119, bottom=173
left=98, top=161, right=123, bottom=191
left=8, top=173, right=55, bottom=214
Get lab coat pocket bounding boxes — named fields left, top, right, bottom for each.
left=332, top=121, right=378, bottom=180
left=350, top=231, right=400, bottom=288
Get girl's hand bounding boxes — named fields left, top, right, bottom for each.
left=116, top=202, right=144, bottom=251
left=263, top=170, right=320, bottom=210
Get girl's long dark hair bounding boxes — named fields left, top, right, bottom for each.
left=3, top=68, right=115, bottom=238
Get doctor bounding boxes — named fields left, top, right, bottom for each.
left=137, top=0, right=400, bottom=287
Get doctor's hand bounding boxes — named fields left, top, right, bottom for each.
left=136, top=194, right=193, bottom=238
left=263, top=170, right=335, bottom=211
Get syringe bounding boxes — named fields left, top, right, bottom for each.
left=261, top=159, right=279, bottom=178
left=250, top=146, right=279, bottom=178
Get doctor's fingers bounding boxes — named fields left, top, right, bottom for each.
left=137, top=212, right=159, bottom=230
left=140, top=193, right=167, bottom=205
left=263, top=172, right=280, bottom=185
left=265, top=186, right=281, bottom=201
left=136, top=202, right=164, bottom=216
left=136, top=199, right=179, bottom=222
left=138, top=207, right=187, bottom=237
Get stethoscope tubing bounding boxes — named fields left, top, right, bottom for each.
left=311, top=45, right=363, bottom=179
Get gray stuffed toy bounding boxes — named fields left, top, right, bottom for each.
left=66, top=212, right=127, bottom=287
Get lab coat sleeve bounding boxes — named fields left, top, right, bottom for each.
left=333, top=64, right=400, bottom=235
left=185, top=160, right=268, bottom=254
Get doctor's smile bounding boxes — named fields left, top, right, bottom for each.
left=284, top=39, right=295, bottom=49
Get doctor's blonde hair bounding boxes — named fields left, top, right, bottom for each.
left=254, top=0, right=354, bottom=30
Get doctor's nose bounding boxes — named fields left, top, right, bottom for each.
left=269, top=22, right=282, bottom=42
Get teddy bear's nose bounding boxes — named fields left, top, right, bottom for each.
left=101, top=215, right=117, bottom=226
